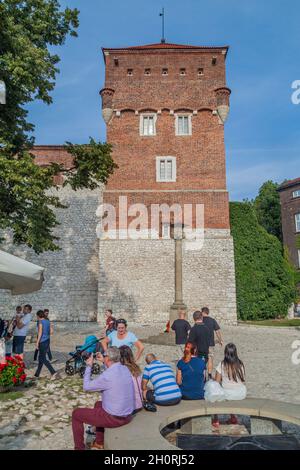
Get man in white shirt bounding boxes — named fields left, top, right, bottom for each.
left=13, top=304, right=32, bottom=359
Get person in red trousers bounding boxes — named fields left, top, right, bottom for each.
left=72, top=346, right=135, bottom=450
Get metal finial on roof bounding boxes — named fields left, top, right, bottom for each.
left=159, top=8, right=166, bottom=44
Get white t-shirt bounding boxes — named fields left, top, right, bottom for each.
left=216, top=362, right=245, bottom=390
left=13, top=314, right=32, bottom=337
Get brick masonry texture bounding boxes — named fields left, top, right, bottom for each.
left=278, top=180, right=300, bottom=269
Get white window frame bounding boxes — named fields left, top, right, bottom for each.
left=140, top=113, right=157, bottom=136
left=296, top=213, right=300, bottom=232
left=175, top=114, right=192, bottom=136
left=293, top=190, right=300, bottom=198
left=156, top=156, right=176, bottom=182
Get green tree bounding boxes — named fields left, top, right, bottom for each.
left=254, top=180, right=282, bottom=240
left=0, top=1, right=117, bottom=253
left=230, top=202, right=296, bottom=320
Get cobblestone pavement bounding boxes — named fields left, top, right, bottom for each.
left=0, top=322, right=299, bottom=450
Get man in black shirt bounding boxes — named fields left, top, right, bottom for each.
left=188, top=311, right=210, bottom=362
left=171, top=310, right=191, bottom=347
left=202, top=307, right=223, bottom=379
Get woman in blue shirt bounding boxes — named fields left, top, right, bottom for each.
left=176, top=342, right=206, bottom=400
left=34, top=310, right=58, bottom=379
left=101, top=318, right=144, bottom=362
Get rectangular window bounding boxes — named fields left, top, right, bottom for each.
left=176, top=115, right=191, bottom=136
left=293, top=190, right=300, bottom=198
left=140, top=114, right=156, bottom=136
left=296, top=213, right=300, bottom=232
left=156, top=157, right=176, bottom=182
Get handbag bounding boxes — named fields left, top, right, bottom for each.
left=135, top=377, right=157, bottom=412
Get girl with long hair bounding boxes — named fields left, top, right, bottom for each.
left=176, top=341, right=206, bottom=400
left=119, top=345, right=143, bottom=413
left=213, top=343, right=246, bottom=426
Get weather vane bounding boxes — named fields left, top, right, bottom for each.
left=159, top=8, right=166, bottom=44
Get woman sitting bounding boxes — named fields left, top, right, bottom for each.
left=119, top=345, right=143, bottom=414
left=213, top=343, right=246, bottom=427
left=176, top=342, right=206, bottom=400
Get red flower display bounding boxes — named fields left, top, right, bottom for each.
left=0, top=355, right=26, bottom=388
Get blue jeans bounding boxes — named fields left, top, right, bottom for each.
left=12, top=336, right=26, bottom=354
left=146, top=390, right=181, bottom=406
left=34, top=340, right=56, bottom=377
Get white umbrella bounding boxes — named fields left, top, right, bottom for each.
left=0, top=250, right=44, bottom=295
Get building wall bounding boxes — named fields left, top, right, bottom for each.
left=0, top=187, right=101, bottom=321
left=279, top=181, right=300, bottom=269
left=97, top=230, right=237, bottom=324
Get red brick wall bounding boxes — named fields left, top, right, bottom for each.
left=103, top=47, right=230, bottom=229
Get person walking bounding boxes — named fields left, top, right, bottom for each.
left=171, top=309, right=191, bottom=352
left=12, top=304, right=32, bottom=359
left=34, top=310, right=59, bottom=379
left=201, top=307, right=223, bottom=379
left=187, top=311, right=211, bottom=364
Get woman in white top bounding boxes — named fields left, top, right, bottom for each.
left=213, top=343, right=246, bottom=427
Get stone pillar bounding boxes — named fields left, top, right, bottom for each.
left=170, top=238, right=187, bottom=322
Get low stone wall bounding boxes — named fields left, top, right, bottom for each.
left=105, top=398, right=300, bottom=450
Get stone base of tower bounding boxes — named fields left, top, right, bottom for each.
left=97, top=229, right=237, bottom=325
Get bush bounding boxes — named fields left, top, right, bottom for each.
left=0, top=355, right=26, bottom=388
left=230, top=202, right=296, bottom=320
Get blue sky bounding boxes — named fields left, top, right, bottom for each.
left=27, top=0, right=300, bottom=201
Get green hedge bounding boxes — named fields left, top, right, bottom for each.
left=230, top=202, right=296, bottom=320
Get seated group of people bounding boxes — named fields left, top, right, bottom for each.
left=71, top=308, right=246, bottom=450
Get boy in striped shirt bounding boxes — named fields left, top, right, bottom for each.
left=142, top=353, right=181, bottom=406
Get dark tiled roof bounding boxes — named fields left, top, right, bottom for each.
left=102, top=42, right=228, bottom=57
left=278, top=177, right=300, bottom=191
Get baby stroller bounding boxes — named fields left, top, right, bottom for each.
left=65, top=335, right=104, bottom=378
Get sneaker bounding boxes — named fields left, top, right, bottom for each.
left=88, top=441, right=104, bottom=450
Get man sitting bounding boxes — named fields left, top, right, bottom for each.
left=142, top=353, right=181, bottom=406
left=72, top=346, right=134, bottom=450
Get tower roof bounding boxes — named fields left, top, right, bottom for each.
left=102, top=42, right=229, bottom=61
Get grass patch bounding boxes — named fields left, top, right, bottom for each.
left=0, top=391, right=24, bottom=402
left=240, top=319, right=300, bottom=327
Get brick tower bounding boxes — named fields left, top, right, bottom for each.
left=98, top=42, right=237, bottom=324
